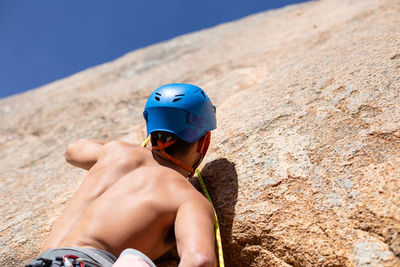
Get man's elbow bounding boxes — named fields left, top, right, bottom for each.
left=64, top=139, right=87, bottom=164
left=193, top=253, right=216, bottom=267
left=180, top=252, right=216, bottom=267
left=65, top=143, right=75, bottom=164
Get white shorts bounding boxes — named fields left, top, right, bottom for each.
left=118, top=248, right=156, bottom=267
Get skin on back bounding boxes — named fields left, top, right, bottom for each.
left=41, top=140, right=216, bottom=265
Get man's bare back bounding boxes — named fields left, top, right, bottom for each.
left=28, top=83, right=218, bottom=267
left=42, top=140, right=215, bottom=263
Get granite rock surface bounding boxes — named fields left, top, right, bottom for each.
left=1, top=0, right=400, bottom=266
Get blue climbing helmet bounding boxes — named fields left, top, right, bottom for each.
left=143, top=83, right=216, bottom=143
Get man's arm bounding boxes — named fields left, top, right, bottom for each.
left=64, top=139, right=106, bottom=170
left=175, top=195, right=216, bottom=267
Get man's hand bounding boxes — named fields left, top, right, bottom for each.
left=175, top=194, right=217, bottom=267
left=65, top=139, right=106, bottom=170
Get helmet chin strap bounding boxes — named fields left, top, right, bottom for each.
left=151, top=132, right=211, bottom=178
left=152, top=140, right=195, bottom=178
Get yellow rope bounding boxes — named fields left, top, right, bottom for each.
left=141, top=136, right=224, bottom=266
left=195, top=169, right=225, bottom=267
left=141, top=136, right=151, bottom=147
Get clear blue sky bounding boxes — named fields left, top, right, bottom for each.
left=0, top=0, right=307, bottom=99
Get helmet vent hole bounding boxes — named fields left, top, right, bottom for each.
left=195, top=89, right=206, bottom=98
left=155, top=96, right=160, bottom=101
left=175, top=94, right=185, bottom=97
left=156, top=92, right=161, bottom=96
left=173, top=98, right=182, bottom=102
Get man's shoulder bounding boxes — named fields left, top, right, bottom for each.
left=101, top=140, right=145, bottom=155
left=96, top=140, right=151, bottom=165
left=104, top=140, right=139, bottom=149
left=139, top=165, right=194, bottom=190
left=155, top=169, right=207, bottom=200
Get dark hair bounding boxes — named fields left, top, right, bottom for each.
left=151, top=131, right=195, bottom=156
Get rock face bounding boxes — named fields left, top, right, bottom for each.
left=1, top=0, right=400, bottom=266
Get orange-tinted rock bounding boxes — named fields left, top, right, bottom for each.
left=1, top=0, right=399, bottom=266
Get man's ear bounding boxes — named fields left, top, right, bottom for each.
left=197, top=132, right=211, bottom=156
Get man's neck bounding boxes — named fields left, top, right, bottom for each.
left=152, top=151, right=191, bottom=178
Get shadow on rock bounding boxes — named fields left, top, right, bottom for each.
left=199, top=158, right=239, bottom=265
left=156, top=158, right=239, bottom=266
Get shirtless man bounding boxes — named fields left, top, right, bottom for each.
left=27, top=83, right=217, bottom=267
